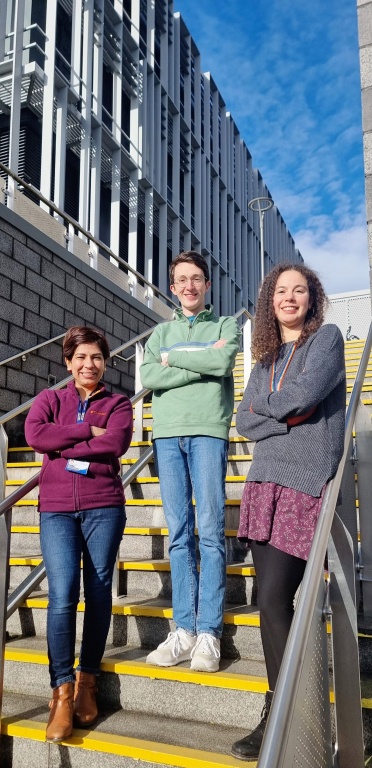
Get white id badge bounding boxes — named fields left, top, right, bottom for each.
left=66, top=459, right=90, bottom=474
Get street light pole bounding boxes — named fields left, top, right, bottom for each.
left=248, top=197, right=274, bottom=283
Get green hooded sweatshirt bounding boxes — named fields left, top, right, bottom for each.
left=140, top=306, right=241, bottom=440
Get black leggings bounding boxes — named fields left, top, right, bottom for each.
left=250, top=541, right=306, bottom=691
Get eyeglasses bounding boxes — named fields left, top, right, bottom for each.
left=172, top=276, right=206, bottom=286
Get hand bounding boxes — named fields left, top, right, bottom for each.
left=90, top=426, right=107, bottom=437
left=213, top=339, right=227, bottom=348
left=161, top=353, right=169, bottom=367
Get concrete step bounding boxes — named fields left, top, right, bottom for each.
left=8, top=555, right=256, bottom=603
left=3, top=640, right=372, bottom=756
left=0, top=689, right=257, bottom=768
left=3, top=637, right=268, bottom=730
left=6, top=596, right=264, bottom=661
left=8, top=500, right=242, bottom=531
left=125, top=476, right=246, bottom=501
left=9, top=525, right=250, bottom=570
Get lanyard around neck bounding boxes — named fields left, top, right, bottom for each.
left=270, top=342, right=297, bottom=392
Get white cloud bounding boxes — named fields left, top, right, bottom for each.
left=295, top=217, right=370, bottom=294
left=175, top=0, right=367, bottom=296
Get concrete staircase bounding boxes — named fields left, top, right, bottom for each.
left=2, top=345, right=372, bottom=766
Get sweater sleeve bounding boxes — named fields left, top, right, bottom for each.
left=140, top=327, right=202, bottom=391
left=25, top=390, right=92, bottom=453
left=251, top=325, right=346, bottom=421
left=61, top=396, right=133, bottom=459
left=166, top=317, right=241, bottom=376
left=236, top=364, right=289, bottom=441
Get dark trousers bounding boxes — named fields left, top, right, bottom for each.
left=250, top=541, right=306, bottom=690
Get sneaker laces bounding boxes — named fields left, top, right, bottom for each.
left=191, top=633, right=220, bottom=659
left=157, top=630, right=188, bottom=659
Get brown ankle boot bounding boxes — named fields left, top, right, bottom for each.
left=46, top=682, right=74, bottom=743
left=74, top=671, right=98, bottom=727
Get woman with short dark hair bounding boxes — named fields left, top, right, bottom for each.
left=231, top=264, right=346, bottom=760
left=25, top=326, right=133, bottom=743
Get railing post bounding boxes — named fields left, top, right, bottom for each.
left=243, top=315, right=252, bottom=390
left=0, top=424, right=9, bottom=719
left=328, top=512, right=364, bottom=768
left=133, top=342, right=145, bottom=442
left=355, top=401, right=372, bottom=615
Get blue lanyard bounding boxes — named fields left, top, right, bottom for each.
left=76, top=399, right=89, bottom=423
left=270, top=342, right=297, bottom=392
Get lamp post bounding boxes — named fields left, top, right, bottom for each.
left=248, top=197, right=274, bottom=283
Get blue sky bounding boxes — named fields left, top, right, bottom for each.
left=174, top=0, right=368, bottom=295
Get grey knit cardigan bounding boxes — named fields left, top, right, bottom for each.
left=236, top=324, right=346, bottom=497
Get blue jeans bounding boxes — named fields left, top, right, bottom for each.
left=154, top=437, right=228, bottom=638
left=40, top=506, right=125, bottom=688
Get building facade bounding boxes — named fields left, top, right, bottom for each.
left=0, top=0, right=302, bottom=315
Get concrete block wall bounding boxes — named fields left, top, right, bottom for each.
left=0, top=205, right=165, bottom=444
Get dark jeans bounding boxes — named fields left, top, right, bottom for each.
left=40, top=506, right=125, bottom=688
left=250, top=541, right=306, bottom=690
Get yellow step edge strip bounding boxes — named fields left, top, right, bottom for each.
left=130, top=475, right=247, bottom=484
left=5, top=599, right=334, bottom=632
left=10, top=528, right=242, bottom=539
left=117, top=561, right=255, bottom=576
left=228, top=455, right=251, bottom=460
left=9, top=560, right=256, bottom=576
left=11, top=526, right=39, bottom=533
left=3, top=646, right=268, bottom=693
left=0, top=719, right=256, bottom=767
left=125, top=499, right=241, bottom=506
left=7, top=447, right=33, bottom=452
left=11, top=598, right=260, bottom=626
left=7, top=462, right=42, bottom=468
left=14, top=500, right=38, bottom=506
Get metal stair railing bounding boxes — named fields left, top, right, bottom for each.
left=257, top=324, right=372, bottom=768
left=0, top=334, right=65, bottom=367
left=0, top=308, right=253, bottom=720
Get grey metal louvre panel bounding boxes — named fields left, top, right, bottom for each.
left=58, top=0, right=73, bottom=15
left=179, top=132, right=189, bottom=172
left=120, top=172, right=130, bottom=205
left=101, top=147, right=112, bottom=186
left=121, top=45, right=138, bottom=98
left=153, top=205, right=160, bottom=238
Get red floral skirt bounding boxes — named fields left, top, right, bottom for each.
left=238, top=481, right=326, bottom=561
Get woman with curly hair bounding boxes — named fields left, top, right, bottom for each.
left=231, top=264, right=346, bottom=761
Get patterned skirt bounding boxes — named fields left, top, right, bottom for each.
left=237, top=481, right=326, bottom=561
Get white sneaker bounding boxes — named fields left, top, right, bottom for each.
left=190, top=633, right=221, bottom=672
left=146, top=629, right=197, bottom=667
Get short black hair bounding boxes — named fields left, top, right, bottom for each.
left=63, top=326, right=110, bottom=361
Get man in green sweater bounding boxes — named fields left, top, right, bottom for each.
left=140, top=251, right=240, bottom=672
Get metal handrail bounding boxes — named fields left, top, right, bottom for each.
left=0, top=161, right=177, bottom=311
left=0, top=333, right=65, bottom=367
left=257, top=323, right=372, bottom=767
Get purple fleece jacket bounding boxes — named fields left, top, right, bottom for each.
left=25, top=381, right=133, bottom=512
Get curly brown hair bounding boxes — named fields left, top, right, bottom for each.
left=252, top=263, right=329, bottom=364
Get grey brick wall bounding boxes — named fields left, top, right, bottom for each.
left=0, top=206, right=167, bottom=444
